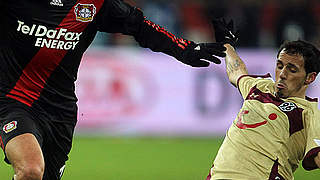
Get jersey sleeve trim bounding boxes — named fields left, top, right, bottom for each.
left=302, top=147, right=320, bottom=170
left=142, top=19, right=191, bottom=50
left=305, top=96, right=318, bottom=102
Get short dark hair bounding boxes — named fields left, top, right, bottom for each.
left=277, top=40, right=320, bottom=75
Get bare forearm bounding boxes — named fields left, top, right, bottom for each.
left=224, top=44, right=248, bottom=87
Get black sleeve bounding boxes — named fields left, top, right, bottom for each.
left=96, top=0, right=141, bottom=35
left=96, top=0, right=195, bottom=60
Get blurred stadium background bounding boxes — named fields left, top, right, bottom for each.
left=1, top=0, right=320, bottom=179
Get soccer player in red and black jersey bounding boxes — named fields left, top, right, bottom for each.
left=206, top=19, right=320, bottom=180
left=0, top=1, right=227, bottom=180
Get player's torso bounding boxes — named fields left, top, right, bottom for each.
left=0, top=0, right=105, bottom=108
left=212, top=86, right=308, bottom=179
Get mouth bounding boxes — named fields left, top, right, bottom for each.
left=276, top=82, right=287, bottom=90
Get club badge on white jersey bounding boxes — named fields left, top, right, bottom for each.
left=50, top=0, right=64, bottom=7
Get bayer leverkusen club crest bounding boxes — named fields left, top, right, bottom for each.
left=74, top=4, right=96, bottom=22
left=3, top=121, right=17, bottom=133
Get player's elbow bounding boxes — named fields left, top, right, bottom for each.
left=228, top=78, right=237, bottom=88
left=228, top=73, right=243, bottom=88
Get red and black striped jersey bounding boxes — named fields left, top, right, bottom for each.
left=0, top=0, right=192, bottom=118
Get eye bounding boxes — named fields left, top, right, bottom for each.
left=276, top=63, right=283, bottom=69
left=287, top=64, right=298, bottom=73
left=289, top=68, right=297, bottom=73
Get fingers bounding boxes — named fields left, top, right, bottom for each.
left=227, top=19, right=234, bottom=30
left=200, top=43, right=227, bottom=57
left=191, top=60, right=210, bottom=67
left=210, top=50, right=226, bottom=57
left=212, top=18, right=225, bottom=28
left=198, top=52, right=222, bottom=64
left=202, top=43, right=227, bottom=51
left=184, top=42, right=225, bottom=67
left=188, top=51, right=221, bottom=67
left=235, top=30, right=240, bottom=38
left=206, top=47, right=227, bottom=56
left=212, top=18, right=221, bottom=24
left=222, top=18, right=227, bottom=25
left=206, top=56, right=222, bottom=64
left=212, top=18, right=235, bottom=34
left=203, top=47, right=226, bottom=57
left=212, top=18, right=228, bottom=27
left=222, top=18, right=229, bottom=26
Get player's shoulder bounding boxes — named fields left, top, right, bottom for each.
left=238, top=73, right=273, bottom=83
left=290, top=96, right=318, bottom=111
left=237, top=73, right=274, bottom=89
left=301, top=104, right=320, bottom=129
left=290, top=97, right=319, bottom=124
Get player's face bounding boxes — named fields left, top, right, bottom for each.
left=274, top=49, right=307, bottom=98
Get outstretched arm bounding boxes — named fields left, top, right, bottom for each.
left=224, top=44, right=248, bottom=87
left=96, top=0, right=226, bottom=67
left=211, top=18, right=248, bottom=87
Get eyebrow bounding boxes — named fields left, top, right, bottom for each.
left=287, top=63, right=298, bottom=69
left=276, top=60, right=298, bottom=69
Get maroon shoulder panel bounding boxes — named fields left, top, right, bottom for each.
left=246, top=86, right=304, bottom=136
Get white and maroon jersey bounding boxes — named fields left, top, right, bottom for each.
left=210, top=74, right=320, bottom=180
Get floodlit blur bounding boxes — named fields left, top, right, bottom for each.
left=76, top=0, right=320, bottom=136
left=91, top=0, right=320, bottom=48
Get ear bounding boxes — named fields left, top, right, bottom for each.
left=305, top=72, right=317, bottom=85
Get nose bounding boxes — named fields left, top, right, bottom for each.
left=279, top=68, right=287, bottom=79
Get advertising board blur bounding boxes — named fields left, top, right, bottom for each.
left=75, top=48, right=320, bottom=136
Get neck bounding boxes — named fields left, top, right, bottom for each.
left=294, top=85, right=308, bottom=99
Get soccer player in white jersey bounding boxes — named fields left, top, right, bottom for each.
left=206, top=19, right=320, bottom=180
